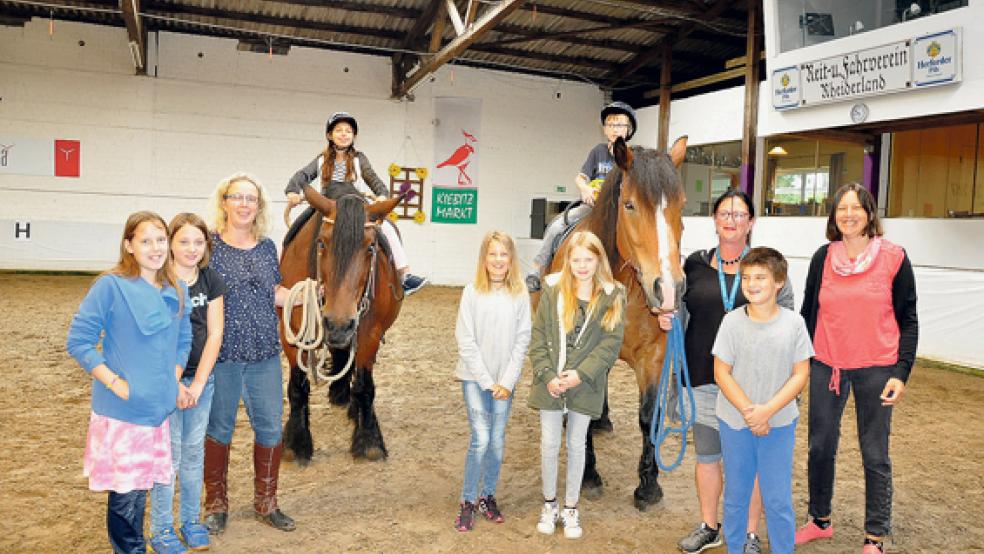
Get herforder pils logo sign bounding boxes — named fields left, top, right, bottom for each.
left=913, top=29, right=959, bottom=87
left=771, top=66, right=801, bottom=110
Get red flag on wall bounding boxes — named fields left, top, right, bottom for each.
left=54, top=140, right=80, bottom=177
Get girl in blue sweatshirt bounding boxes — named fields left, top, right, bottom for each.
left=67, top=211, right=191, bottom=554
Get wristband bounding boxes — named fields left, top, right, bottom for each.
left=108, top=375, right=119, bottom=389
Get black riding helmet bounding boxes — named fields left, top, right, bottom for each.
left=600, top=101, right=637, bottom=141
left=326, top=111, right=358, bottom=136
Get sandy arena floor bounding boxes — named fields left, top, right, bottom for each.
left=0, top=275, right=981, bottom=553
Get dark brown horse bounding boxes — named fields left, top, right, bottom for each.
left=280, top=188, right=405, bottom=463
left=535, top=136, right=688, bottom=510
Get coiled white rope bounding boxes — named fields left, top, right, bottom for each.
left=282, top=278, right=354, bottom=384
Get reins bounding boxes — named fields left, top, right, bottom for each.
left=649, top=315, right=696, bottom=472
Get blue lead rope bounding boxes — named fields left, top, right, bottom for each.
left=649, top=315, right=696, bottom=472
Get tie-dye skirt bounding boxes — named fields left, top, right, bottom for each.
left=83, top=412, right=173, bottom=493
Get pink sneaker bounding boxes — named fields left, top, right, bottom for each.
left=862, top=544, right=884, bottom=554
left=794, top=520, right=834, bottom=545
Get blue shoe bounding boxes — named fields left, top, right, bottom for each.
left=402, top=274, right=428, bottom=295
left=149, top=527, right=188, bottom=554
left=179, top=522, right=210, bottom=551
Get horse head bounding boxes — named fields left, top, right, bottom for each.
left=303, top=187, right=403, bottom=349
left=604, top=136, right=688, bottom=312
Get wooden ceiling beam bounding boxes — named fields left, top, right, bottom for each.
left=607, top=0, right=738, bottom=87
left=489, top=20, right=673, bottom=50
left=395, top=0, right=523, bottom=98
left=392, top=0, right=444, bottom=98
left=121, top=0, right=146, bottom=74
left=467, top=44, right=615, bottom=71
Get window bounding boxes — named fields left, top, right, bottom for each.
left=680, top=141, right=742, bottom=216
left=763, top=137, right=864, bottom=216
left=889, top=123, right=984, bottom=218
left=776, top=0, right=968, bottom=53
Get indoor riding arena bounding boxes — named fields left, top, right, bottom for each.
left=2, top=1, right=983, bottom=553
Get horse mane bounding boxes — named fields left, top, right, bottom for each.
left=330, top=194, right=367, bottom=281
left=591, top=146, right=685, bottom=267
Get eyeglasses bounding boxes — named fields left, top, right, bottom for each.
left=604, top=123, right=630, bottom=130
left=715, top=211, right=750, bottom=222
left=224, top=193, right=259, bottom=205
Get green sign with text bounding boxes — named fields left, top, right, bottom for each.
left=431, top=187, right=478, bottom=224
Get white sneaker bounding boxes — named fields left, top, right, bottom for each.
left=561, top=507, right=582, bottom=539
left=536, top=501, right=559, bottom=535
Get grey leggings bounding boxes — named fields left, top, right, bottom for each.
left=540, top=409, right=592, bottom=507
left=533, top=204, right=592, bottom=268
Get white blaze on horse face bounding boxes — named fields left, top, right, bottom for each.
left=654, top=193, right=676, bottom=310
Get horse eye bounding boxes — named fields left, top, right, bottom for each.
left=623, top=200, right=635, bottom=211
left=317, top=239, right=325, bottom=250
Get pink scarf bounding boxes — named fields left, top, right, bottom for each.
left=829, top=236, right=882, bottom=277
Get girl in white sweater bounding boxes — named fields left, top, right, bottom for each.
left=453, top=231, right=532, bottom=532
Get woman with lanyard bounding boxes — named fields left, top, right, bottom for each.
left=661, top=189, right=793, bottom=554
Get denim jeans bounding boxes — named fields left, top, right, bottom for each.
left=540, top=409, right=592, bottom=507
left=719, top=419, right=797, bottom=554
left=107, top=490, right=147, bottom=554
left=149, top=375, right=215, bottom=534
left=807, top=360, right=894, bottom=537
left=207, top=355, right=284, bottom=447
left=460, top=380, right=513, bottom=503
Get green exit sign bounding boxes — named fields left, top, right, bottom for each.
left=555, top=185, right=567, bottom=193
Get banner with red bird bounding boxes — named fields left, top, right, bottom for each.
left=431, top=97, right=480, bottom=224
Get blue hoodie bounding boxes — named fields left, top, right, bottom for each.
left=67, top=274, right=192, bottom=427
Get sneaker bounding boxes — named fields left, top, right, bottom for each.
left=560, top=507, right=582, bottom=539
left=149, top=527, right=188, bottom=554
left=179, top=522, right=210, bottom=551
left=678, top=522, right=723, bottom=553
left=402, top=274, right=428, bottom=295
left=795, top=519, right=834, bottom=545
left=477, top=495, right=504, bottom=523
left=863, top=539, right=885, bottom=553
left=454, top=501, right=475, bottom=532
left=743, top=533, right=763, bottom=554
left=536, top=501, right=559, bottom=535
left=525, top=274, right=541, bottom=293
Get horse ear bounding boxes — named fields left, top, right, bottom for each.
left=303, top=186, right=336, bottom=218
left=366, top=196, right=402, bottom=222
left=613, top=137, right=633, bottom=171
left=669, top=135, right=688, bottom=168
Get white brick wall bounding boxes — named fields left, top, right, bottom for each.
left=0, top=20, right=603, bottom=283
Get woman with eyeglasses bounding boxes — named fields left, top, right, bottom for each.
left=202, top=173, right=297, bottom=535
left=662, top=189, right=794, bottom=554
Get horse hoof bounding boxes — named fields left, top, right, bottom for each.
left=632, top=483, right=664, bottom=511
left=590, top=418, right=614, bottom=435
left=364, top=447, right=386, bottom=461
left=582, top=483, right=604, bottom=501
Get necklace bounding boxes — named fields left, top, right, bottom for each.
left=718, top=252, right=744, bottom=264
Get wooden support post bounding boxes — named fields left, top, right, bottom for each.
left=740, top=0, right=761, bottom=195
left=658, top=42, right=672, bottom=151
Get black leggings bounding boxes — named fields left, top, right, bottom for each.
left=107, top=490, right=147, bottom=554
left=807, top=360, right=894, bottom=537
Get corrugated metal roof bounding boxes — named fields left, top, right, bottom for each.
left=0, top=0, right=755, bottom=104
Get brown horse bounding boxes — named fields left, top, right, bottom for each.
left=535, top=136, right=687, bottom=510
left=279, top=188, right=405, bottom=464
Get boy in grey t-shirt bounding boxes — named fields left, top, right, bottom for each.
left=712, top=247, right=813, bottom=554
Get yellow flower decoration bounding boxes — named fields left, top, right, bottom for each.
left=387, top=211, right=399, bottom=223
left=388, top=163, right=401, bottom=178
left=415, top=167, right=428, bottom=180
left=413, top=210, right=426, bottom=224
